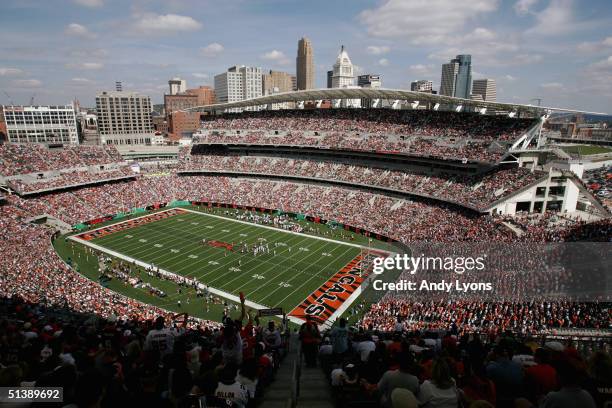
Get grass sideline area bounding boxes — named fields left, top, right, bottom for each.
left=561, top=144, right=612, bottom=156
left=54, top=205, right=396, bottom=325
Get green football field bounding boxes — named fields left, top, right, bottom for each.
left=65, top=207, right=386, bottom=324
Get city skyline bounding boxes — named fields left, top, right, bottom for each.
left=0, top=0, right=611, bottom=111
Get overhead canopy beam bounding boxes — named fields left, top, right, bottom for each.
left=184, top=88, right=609, bottom=117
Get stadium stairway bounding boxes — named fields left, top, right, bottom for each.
left=259, top=333, right=334, bottom=408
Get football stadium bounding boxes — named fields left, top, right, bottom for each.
left=1, top=88, right=611, bottom=408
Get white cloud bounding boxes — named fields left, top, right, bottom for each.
left=200, top=43, right=224, bottom=57
left=260, top=50, right=290, bottom=65
left=192, top=73, right=209, bottom=79
left=359, top=0, right=499, bottom=44
left=540, top=82, right=564, bottom=90
left=577, top=37, right=612, bottom=54
left=513, top=54, right=543, bottom=64
left=73, top=0, right=103, bottom=7
left=13, top=79, right=42, bottom=88
left=65, top=23, right=96, bottom=39
left=579, top=56, right=612, bottom=95
left=66, top=62, right=104, bottom=70
left=0, top=68, right=23, bottom=76
left=366, top=45, right=390, bottom=55
left=514, top=0, right=538, bottom=14
left=464, top=27, right=496, bottom=41
left=67, top=48, right=109, bottom=59
left=526, top=0, right=574, bottom=36
left=503, top=75, right=517, bottom=81
left=133, top=14, right=202, bottom=35
left=408, top=64, right=435, bottom=76
left=71, top=77, right=92, bottom=83
left=378, top=58, right=389, bottom=66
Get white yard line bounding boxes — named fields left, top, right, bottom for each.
left=182, top=208, right=387, bottom=252
left=68, top=235, right=305, bottom=326
left=70, top=206, right=394, bottom=327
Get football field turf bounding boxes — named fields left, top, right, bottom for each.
left=69, top=207, right=377, bottom=324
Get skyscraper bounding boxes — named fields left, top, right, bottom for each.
left=327, top=70, right=333, bottom=88
left=296, top=37, right=315, bottom=90
left=331, top=45, right=355, bottom=88
left=439, top=55, right=472, bottom=98
left=454, top=55, right=472, bottom=99
left=472, top=78, right=496, bottom=102
left=440, top=60, right=459, bottom=97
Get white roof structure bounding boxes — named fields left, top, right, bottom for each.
left=185, top=87, right=608, bottom=116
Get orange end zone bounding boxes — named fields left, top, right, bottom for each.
left=289, top=254, right=366, bottom=325
left=75, top=208, right=188, bottom=241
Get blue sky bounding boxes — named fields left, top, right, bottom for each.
left=0, top=0, right=610, bottom=112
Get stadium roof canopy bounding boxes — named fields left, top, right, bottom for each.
left=186, top=88, right=608, bottom=116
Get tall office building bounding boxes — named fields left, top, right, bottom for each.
left=95, top=91, right=154, bottom=145
left=411, top=80, right=433, bottom=93
left=331, top=45, right=355, bottom=88
left=440, top=60, right=459, bottom=97
left=472, top=78, right=496, bottom=102
left=327, top=70, right=333, bottom=88
left=168, top=77, right=187, bottom=95
left=454, top=55, right=472, bottom=99
left=2, top=105, right=79, bottom=145
left=262, top=70, right=295, bottom=95
left=440, top=55, right=472, bottom=98
left=296, top=37, right=315, bottom=90
left=214, top=66, right=263, bottom=110
left=357, top=74, right=382, bottom=88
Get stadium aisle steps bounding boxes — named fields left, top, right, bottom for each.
left=258, top=334, right=298, bottom=407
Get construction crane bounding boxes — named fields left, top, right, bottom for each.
left=530, top=98, right=542, bottom=106
left=2, top=91, right=15, bottom=105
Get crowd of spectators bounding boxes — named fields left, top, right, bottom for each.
left=312, top=317, right=611, bottom=408
left=6, top=175, right=519, bottom=241
left=7, top=167, right=135, bottom=194
left=179, top=154, right=545, bottom=210
left=0, top=204, right=198, bottom=325
left=358, top=300, right=611, bottom=335
left=0, top=144, right=123, bottom=176
left=193, top=109, right=536, bottom=163
left=0, top=294, right=289, bottom=407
